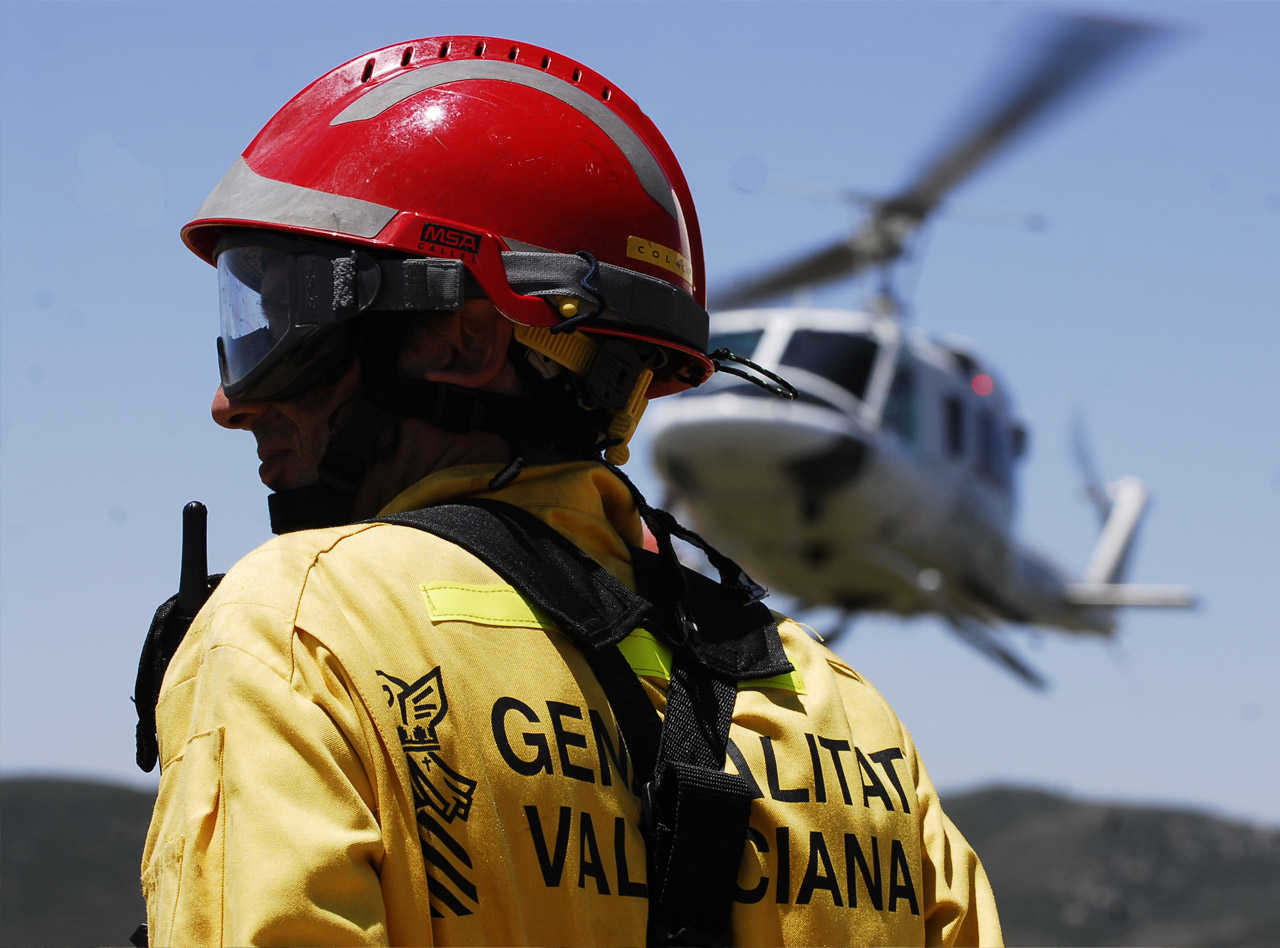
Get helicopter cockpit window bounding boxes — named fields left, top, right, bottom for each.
left=977, top=407, right=1011, bottom=488
left=780, top=330, right=879, bottom=399
left=883, top=365, right=917, bottom=442
left=708, top=330, right=764, bottom=360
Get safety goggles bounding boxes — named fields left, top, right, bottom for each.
left=214, top=232, right=474, bottom=401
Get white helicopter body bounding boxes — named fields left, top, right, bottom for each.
left=648, top=307, right=1193, bottom=686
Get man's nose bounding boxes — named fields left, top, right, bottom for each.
left=211, top=386, right=270, bottom=429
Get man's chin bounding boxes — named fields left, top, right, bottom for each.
left=258, top=455, right=317, bottom=492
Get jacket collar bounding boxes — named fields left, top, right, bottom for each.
left=379, top=461, right=644, bottom=589
left=379, top=462, right=792, bottom=682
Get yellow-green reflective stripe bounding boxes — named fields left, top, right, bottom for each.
left=421, top=583, right=548, bottom=629
left=421, top=583, right=805, bottom=694
left=612, top=630, right=805, bottom=695
left=617, top=628, right=673, bottom=680
left=742, top=667, right=805, bottom=694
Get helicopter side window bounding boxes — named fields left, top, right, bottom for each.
left=708, top=330, right=764, bottom=360
left=945, top=394, right=965, bottom=457
left=780, top=330, right=879, bottom=399
left=883, top=365, right=917, bottom=442
left=977, top=408, right=1011, bottom=488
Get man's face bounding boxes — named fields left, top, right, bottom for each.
left=210, top=299, right=519, bottom=495
left=211, top=362, right=361, bottom=491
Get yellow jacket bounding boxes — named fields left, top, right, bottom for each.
left=142, top=461, right=1001, bottom=946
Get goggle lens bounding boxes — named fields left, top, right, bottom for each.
left=217, top=245, right=295, bottom=391
left=215, top=242, right=360, bottom=401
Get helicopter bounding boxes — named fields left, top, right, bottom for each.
left=646, top=13, right=1196, bottom=688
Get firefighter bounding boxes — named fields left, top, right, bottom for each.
left=137, top=36, right=1002, bottom=946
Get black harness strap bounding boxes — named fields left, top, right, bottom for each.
left=378, top=499, right=788, bottom=946
left=643, top=660, right=754, bottom=946
left=381, top=500, right=662, bottom=784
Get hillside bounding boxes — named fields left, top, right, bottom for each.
left=2, top=777, right=1277, bottom=946
left=2, top=778, right=152, bottom=947
left=944, top=785, right=1280, bottom=945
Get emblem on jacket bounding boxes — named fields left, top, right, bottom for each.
left=379, top=667, right=479, bottom=916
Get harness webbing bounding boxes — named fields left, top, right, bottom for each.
left=379, top=499, right=787, bottom=946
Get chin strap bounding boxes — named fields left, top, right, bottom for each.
left=267, top=393, right=397, bottom=534
left=266, top=373, right=608, bottom=534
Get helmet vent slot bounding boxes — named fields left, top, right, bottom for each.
left=401, top=47, right=414, bottom=67
left=540, top=55, right=552, bottom=70
left=360, top=59, right=374, bottom=83
left=507, top=46, right=519, bottom=61
left=474, top=41, right=486, bottom=57
left=438, top=41, right=451, bottom=57
left=572, top=67, right=582, bottom=83
left=602, top=86, right=612, bottom=101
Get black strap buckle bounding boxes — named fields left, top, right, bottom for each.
left=550, top=250, right=607, bottom=333
left=640, top=776, right=660, bottom=839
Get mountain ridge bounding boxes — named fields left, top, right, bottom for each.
left=3, top=776, right=1277, bottom=946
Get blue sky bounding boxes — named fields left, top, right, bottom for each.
left=2, top=1, right=1277, bottom=826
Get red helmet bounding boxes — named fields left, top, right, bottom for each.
left=183, top=35, right=712, bottom=403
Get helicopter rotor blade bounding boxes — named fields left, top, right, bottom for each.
left=883, top=13, right=1166, bottom=226
left=1070, top=411, right=1111, bottom=524
left=710, top=235, right=878, bottom=310
left=945, top=617, right=1049, bottom=690
left=710, top=13, right=1167, bottom=311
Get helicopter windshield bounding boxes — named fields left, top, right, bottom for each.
left=883, top=365, right=917, bottom=442
left=708, top=329, right=764, bottom=359
left=780, top=330, right=879, bottom=399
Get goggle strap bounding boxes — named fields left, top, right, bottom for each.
left=362, top=257, right=472, bottom=313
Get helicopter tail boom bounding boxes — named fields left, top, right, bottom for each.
left=1064, top=583, right=1197, bottom=609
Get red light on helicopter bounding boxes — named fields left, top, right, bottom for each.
left=971, top=373, right=994, bottom=396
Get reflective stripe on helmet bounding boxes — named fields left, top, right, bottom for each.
left=329, top=59, right=680, bottom=222
left=196, top=157, right=398, bottom=240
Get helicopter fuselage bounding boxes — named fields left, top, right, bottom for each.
left=648, top=308, right=1116, bottom=636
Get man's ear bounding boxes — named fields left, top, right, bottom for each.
left=398, top=300, right=514, bottom=388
